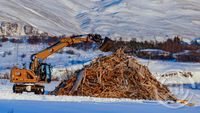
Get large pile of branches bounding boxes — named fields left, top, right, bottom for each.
left=50, top=49, right=177, bottom=101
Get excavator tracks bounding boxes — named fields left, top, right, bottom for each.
left=13, top=84, right=45, bottom=95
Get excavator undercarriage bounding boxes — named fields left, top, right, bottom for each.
left=13, top=84, right=44, bottom=94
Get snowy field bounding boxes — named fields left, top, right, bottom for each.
left=0, top=0, right=200, bottom=40
left=139, top=58, right=200, bottom=84
left=0, top=100, right=200, bottom=113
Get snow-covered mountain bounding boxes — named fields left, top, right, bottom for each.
left=0, top=0, right=200, bottom=40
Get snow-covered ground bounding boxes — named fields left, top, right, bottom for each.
left=139, top=58, right=200, bottom=84
left=0, top=99, right=199, bottom=113
left=3, top=99, right=200, bottom=113
left=0, top=0, right=200, bottom=40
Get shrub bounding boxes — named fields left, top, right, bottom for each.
left=0, top=73, right=10, bottom=79
left=9, top=38, right=23, bottom=43
left=1, top=36, right=8, bottom=42
left=27, top=36, right=41, bottom=44
left=65, top=50, right=75, bottom=55
left=45, top=36, right=59, bottom=45
left=21, top=54, right=26, bottom=59
left=7, top=51, right=12, bottom=55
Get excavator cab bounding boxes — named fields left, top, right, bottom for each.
left=37, top=63, right=52, bottom=83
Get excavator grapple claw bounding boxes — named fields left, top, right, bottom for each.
left=99, top=37, right=113, bottom=52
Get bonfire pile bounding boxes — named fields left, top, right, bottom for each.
left=50, top=49, right=177, bottom=101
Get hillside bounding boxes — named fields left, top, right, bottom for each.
left=0, top=0, right=199, bottom=40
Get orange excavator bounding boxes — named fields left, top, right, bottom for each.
left=10, top=34, right=113, bottom=94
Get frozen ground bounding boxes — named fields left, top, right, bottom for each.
left=0, top=0, right=200, bottom=40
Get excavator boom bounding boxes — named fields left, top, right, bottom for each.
left=30, top=34, right=113, bottom=72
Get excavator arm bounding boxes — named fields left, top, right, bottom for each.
left=30, top=34, right=112, bottom=72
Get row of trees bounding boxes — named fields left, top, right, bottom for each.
left=111, top=36, right=200, bottom=53
left=0, top=35, right=59, bottom=44
left=1, top=35, right=200, bottom=54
